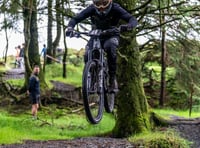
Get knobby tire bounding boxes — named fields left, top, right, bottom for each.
left=104, top=70, right=115, bottom=113
left=82, top=60, right=104, bottom=124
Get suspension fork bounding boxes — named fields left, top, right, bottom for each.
left=97, top=48, right=104, bottom=94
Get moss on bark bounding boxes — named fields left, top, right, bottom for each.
left=112, top=30, right=151, bottom=137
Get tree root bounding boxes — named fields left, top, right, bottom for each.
left=0, top=80, right=20, bottom=101
left=38, top=118, right=52, bottom=126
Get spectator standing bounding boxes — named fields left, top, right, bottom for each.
left=40, top=44, right=47, bottom=70
left=40, top=44, right=47, bottom=60
left=14, top=46, right=20, bottom=68
left=56, top=48, right=63, bottom=63
left=18, top=43, right=25, bottom=69
left=27, top=65, right=40, bottom=120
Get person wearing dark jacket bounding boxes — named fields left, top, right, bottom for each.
left=66, top=0, right=138, bottom=91
left=27, top=65, right=40, bottom=119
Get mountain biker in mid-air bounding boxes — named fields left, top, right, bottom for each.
left=66, top=0, right=138, bottom=91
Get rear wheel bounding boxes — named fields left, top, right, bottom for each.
left=82, top=61, right=104, bottom=124
left=104, top=92, right=115, bottom=113
left=104, top=74, right=115, bottom=113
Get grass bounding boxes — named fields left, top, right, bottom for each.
left=129, top=130, right=191, bottom=148
left=45, top=63, right=83, bottom=87
left=0, top=58, right=196, bottom=147
left=1, top=55, right=83, bottom=83
left=3, top=62, right=84, bottom=88
left=153, top=108, right=200, bottom=119
left=0, top=109, right=115, bottom=144
left=0, top=58, right=116, bottom=144
left=6, top=79, right=25, bottom=87
left=0, top=108, right=196, bottom=146
left=127, top=108, right=199, bottom=147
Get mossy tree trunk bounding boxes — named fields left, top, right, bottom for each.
left=23, top=0, right=47, bottom=92
left=29, top=0, right=47, bottom=90
left=113, top=0, right=150, bottom=137
left=28, top=0, right=39, bottom=67
left=53, top=0, right=62, bottom=51
left=61, top=0, right=67, bottom=78
left=47, top=0, right=53, bottom=64
left=23, top=0, right=34, bottom=92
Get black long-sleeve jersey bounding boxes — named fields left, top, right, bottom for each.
left=68, top=3, right=138, bottom=30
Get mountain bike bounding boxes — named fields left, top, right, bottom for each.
left=69, top=27, right=122, bottom=124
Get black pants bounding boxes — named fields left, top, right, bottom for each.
left=84, top=36, right=119, bottom=78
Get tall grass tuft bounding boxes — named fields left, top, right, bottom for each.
left=129, top=130, right=191, bottom=148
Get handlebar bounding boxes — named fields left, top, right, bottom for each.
left=68, top=25, right=129, bottom=38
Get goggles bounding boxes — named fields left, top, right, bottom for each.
left=94, top=0, right=110, bottom=9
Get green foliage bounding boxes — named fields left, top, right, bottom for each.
left=67, top=48, right=84, bottom=66
left=45, top=63, right=83, bottom=87
left=0, top=66, right=6, bottom=72
left=143, top=62, right=176, bottom=82
left=0, top=109, right=115, bottom=144
left=6, top=79, right=24, bottom=88
left=168, top=39, right=200, bottom=94
left=0, top=56, right=15, bottom=68
left=166, top=39, right=200, bottom=112
left=129, top=130, right=190, bottom=148
left=142, top=39, right=200, bottom=111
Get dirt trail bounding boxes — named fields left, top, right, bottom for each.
left=0, top=137, right=135, bottom=148
left=2, top=68, right=25, bottom=80
left=169, top=116, right=200, bottom=148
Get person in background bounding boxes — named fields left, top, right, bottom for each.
left=27, top=65, right=40, bottom=120
left=18, top=43, right=25, bottom=69
left=40, top=44, right=47, bottom=67
left=66, top=0, right=138, bottom=92
left=14, top=46, right=20, bottom=68
left=40, top=44, right=47, bottom=60
left=56, top=48, right=63, bottom=63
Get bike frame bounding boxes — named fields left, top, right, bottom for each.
left=87, top=35, right=105, bottom=94
left=68, top=28, right=119, bottom=124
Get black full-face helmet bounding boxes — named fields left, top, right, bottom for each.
left=93, top=0, right=112, bottom=16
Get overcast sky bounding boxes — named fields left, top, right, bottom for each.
left=0, top=21, right=87, bottom=58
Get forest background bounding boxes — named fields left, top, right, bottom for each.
left=0, top=0, right=200, bottom=147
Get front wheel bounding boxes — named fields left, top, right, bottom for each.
left=82, top=60, right=104, bottom=124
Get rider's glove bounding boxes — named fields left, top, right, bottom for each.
left=120, top=24, right=132, bottom=32
left=66, top=27, right=74, bottom=37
